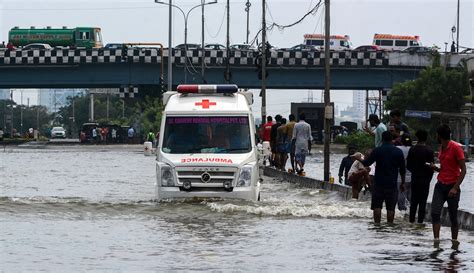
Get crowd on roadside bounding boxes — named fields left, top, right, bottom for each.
left=336, top=109, right=467, bottom=246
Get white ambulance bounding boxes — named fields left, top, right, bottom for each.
left=372, top=34, right=422, bottom=51
left=303, top=34, right=352, bottom=50
left=155, top=84, right=261, bottom=201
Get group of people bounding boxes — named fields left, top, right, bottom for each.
left=261, top=113, right=312, bottom=176
left=338, top=109, right=466, bottom=243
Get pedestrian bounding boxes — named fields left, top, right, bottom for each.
left=92, top=127, right=98, bottom=143
left=0, top=41, right=5, bottom=48
left=261, top=116, right=273, bottom=142
left=396, top=134, right=412, bottom=212
left=0, top=127, right=4, bottom=141
left=389, top=109, right=409, bottom=139
left=147, top=130, right=155, bottom=143
left=430, top=125, right=466, bottom=243
left=450, top=41, right=456, bottom=53
left=360, top=131, right=406, bottom=224
left=286, top=114, right=297, bottom=173
left=338, top=144, right=356, bottom=185
left=127, top=127, right=135, bottom=143
left=276, top=118, right=288, bottom=171
left=292, top=113, right=312, bottom=176
left=6, top=42, right=15, bottom=51
left=406, top=129, right=435, bottom=224
left=364, top=114, right=387, bottom=148
left=270, top=115, right=282, bottom=167
left=348, top=151, right=372, bottom=199
left=111, top=128, right=117, bottom=143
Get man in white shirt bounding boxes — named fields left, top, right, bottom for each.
left=292, top=113, right=312, bottom=176
left=348, top=152, right=371, bottom=199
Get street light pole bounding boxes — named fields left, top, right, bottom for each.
left=261, top=0, right=267, bottom=124
left=155, top=1, right=217, bottom=84
left=201, top=0, right=206, bottom=83
left=456, top=0, right=460, bottom=52
left=225, top=0, right=230, bottom=83
left=168, top=0, right=173, bottom=91
left=245, top=0, right=251, bottom=44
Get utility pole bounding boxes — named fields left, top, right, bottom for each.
left=456, top=0, right=460, bottom=52
left=245, top=0, right=251, bottom=44
left=225, top=0, right=230, bottom=83
left=261, top=0, right=267, bottom=124
left=201, top=0, right=206, bottom=82
left=20, top=90, right=23, bottom=136
left=323, top=0, right=331, bottom=182
left=168, top=0, right=173, bottom=91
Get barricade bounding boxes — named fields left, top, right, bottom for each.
left=264, top=166, right=474, bottom=231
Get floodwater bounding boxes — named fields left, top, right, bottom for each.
left=302, top=151, right=474, bottom=213
left=1, top=145, right=473, bottom=271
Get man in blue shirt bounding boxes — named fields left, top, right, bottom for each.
left=359, top=131, right=406, bottom=223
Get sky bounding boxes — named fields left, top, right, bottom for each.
left=1, top=0, right=473, bottom=116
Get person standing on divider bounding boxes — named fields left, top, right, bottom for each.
left=339, top=144, right=356, bottom=185
left=286, top=114, right=297, bottom=174
left=292, top=113, right=312, bottom=176
left=270, top=115, right=282, bottom=167
left=360, top=131, right=406, bottom=224
left=406, top=129, right=434, bottom=224
left=430, top=125, right=466, bottom=243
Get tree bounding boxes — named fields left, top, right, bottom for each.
left=385, top=54, right=470, bottom=135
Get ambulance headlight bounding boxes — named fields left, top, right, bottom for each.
left=236, top=165, right=253, bottom=187
left=160, top=165, right=175, bottom=187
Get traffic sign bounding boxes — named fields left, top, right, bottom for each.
left=405, top=110, right=431, bottom=119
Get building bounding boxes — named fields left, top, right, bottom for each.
left=0, top=89, right=11, bottom=100
left=353, top=90, right=366, bottom=117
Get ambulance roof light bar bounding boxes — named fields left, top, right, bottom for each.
left=177, top=84, right=238, bottom=94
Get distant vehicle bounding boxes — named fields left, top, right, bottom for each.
left=353, top=45, right=383, bottom=52
left=104, top=43, right=128, bottom=49
left=291, top=102, right=335, bottom=143
left=204, top=43, right=226, bottom=50
left=175, top=43, right=201, bottom=50
left=303, top=34, right=352, bottom=50
left=22, top=43, right=53, bottom=50
left=229, top=43, right=256, bottom=51
left=402, top=46, right=434, bottom=54
left=51, top=127, right=66, bottom=139
left=372, top=34, right=421, bottom=51
left=288, top=44, right=319, bottom=51
left=9, top=26, right=103, bottom=49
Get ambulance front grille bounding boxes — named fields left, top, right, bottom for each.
left=176, top=167, right=237, bottom=186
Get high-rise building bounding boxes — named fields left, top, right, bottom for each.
left=353, top=90, right=366, bottom=115
left=0, top=89, right=11, bottom=100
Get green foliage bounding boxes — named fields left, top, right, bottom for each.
left=385, top=57, right=470, bottom=135
left=0, top=99, right=50, bottom=136
left=334, top=132, right=374, bottom=152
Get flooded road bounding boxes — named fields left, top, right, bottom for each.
left=1, top=145, right=473, bottom=271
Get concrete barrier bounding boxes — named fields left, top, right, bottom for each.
left=264, top=166, right=474, bottom=231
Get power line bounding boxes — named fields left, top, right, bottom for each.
left=205, top=3, right=227, bottom=39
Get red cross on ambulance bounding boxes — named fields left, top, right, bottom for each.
left=195, top=99, right=217, bottom=109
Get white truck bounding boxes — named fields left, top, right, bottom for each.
left=155, top=84, right=261, bottom=201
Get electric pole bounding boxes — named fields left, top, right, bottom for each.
left=245, top=0, right=251, bottom=44
left=201, top=0, right=206, bottom=82
left=323, top=0, right=331, bottom=182
left=456, top=0, right=460, bottom=52
left=168, top=0, right=173, bottom=91
left=261, top=0, right=267, bottom=124
left=225, top=0, right=230, bottom=83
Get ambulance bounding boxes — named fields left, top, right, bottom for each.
left=372, top=34, right=422, bottom=51
left=155, top=84, right=261, bottom=201
left=303, top=34, right=352, bottom=50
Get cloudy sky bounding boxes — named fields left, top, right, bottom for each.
left=1, top=0, right=472, bottom=116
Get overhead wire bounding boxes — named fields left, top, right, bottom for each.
left=205, top=3, right=227, bottom=39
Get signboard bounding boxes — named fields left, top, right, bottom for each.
left=405, top=110, right=431, bottom=119
left=88, top=88, right=120, bottom=95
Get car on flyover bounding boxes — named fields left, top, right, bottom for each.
left=287, top=44, right=319, bottom=51
left=229, top=43, right=256, bottom=51
left=204, top=43, right=226, bottom=50
left=51, top=126, right=66, bottom=139
left=402, top=46, right=435, bottom=54
left=175, top=43, right=201, bottom=50
left=353, top=45, right=383, bottom=52
left=22, top=43, right=53, bottom=50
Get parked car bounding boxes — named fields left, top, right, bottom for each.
left=175, top=43, right=201, bottom=50
left=22, top=43, right=53, bottom=50
left=51, top=126, right=66, bottom=139
left=288, top=44, right=319, bottom=51
left=229, top=43, right=256, bottom=51
left=402, top=46, right=434, bottom=54
left=353, top=45, right=383, bottom=52
left=204, top=43, right=226, bottom=50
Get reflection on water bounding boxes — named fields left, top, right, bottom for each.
left=0, top=146, right=473, bottom=271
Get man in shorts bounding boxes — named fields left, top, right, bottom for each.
left=292, top=113, right=312, bottom=176
left=270, top=115, right=282, bottom=167
left=430, top=125, right=466, bottom=243
left=286, top=114, right=297, bottom=173
left=360, top=131, right=406, bottom=223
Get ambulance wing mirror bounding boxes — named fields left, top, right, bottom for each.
left=163, top=91, right=178, bottom=106
left=238, top=92, right=253, bottom=105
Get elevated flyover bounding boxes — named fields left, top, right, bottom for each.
left=0, top=48, right=471, bottom=90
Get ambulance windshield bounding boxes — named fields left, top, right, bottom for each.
left=162, top=116, right=252, bottom=154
